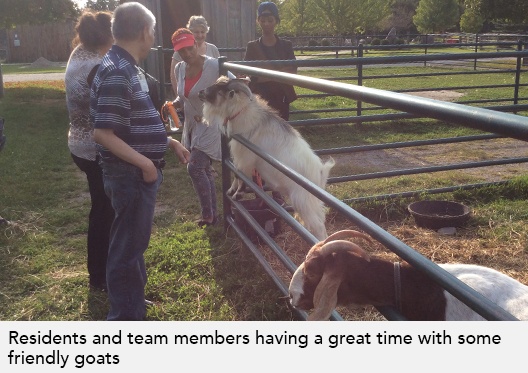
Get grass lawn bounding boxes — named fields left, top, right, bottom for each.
left=0, top=80, right=292, bottom=321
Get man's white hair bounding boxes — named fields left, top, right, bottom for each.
left=112, top=1, right=156, bottom=42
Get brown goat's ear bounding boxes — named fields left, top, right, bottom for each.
left=308, top=259, right=344, bottom=321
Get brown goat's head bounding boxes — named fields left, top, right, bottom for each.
left=288, top=230, right=372, bottom=320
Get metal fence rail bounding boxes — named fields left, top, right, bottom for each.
left=152, top=42, right=528, bottom=111
left=217, top=59, right=528, bottom=321
left=222, top=60, right=528, bottom=141
left=229, top=48, right=528, bottom=117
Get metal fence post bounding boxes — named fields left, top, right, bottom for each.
left=357, top=43, right=363, bottom=124
left=513, top=40, right=523, bottom=111
left=0, top=63, right=4, bottom=99
left=474, top=34, right=479, bottom=70
left=218, top=57, right=232, bottom=233
left=424, top=34, right=428, bottom=67
left=524, top=40, right=528, bottom=66
left=157, top=46, right=166, bottom=104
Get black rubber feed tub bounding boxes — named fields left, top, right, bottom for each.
left=408, top=200, right=471, bottom=229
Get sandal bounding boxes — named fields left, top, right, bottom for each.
left=195, top=217, right=218, bottom=227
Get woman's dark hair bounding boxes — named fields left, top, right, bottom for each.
left=72, top=10, right=113, bottom=51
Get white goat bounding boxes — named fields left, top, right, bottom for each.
left=289, top=230, right=528, bottom=321
left=199, top=76, right=335, bottom=240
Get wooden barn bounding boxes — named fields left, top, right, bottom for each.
left=133, top=0, right=257, bottom=85
left=3, top=21, right=76, bottom=63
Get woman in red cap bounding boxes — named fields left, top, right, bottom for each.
left=244, top=1, right=297, bottom=120
left=170, top=16, right=219, bottom=98
left=171, top=28, right=231, bottom=226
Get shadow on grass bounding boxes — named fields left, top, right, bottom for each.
left=207, top=223, right=296, bottom=321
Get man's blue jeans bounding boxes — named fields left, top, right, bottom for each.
left=100, top=160, right=162, bottom=321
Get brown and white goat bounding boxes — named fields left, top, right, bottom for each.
left=199, top=76, right=335, bottom=240
left=289, top=230, right=528, bottom=320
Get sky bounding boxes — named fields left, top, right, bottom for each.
left=73, top=0, right=87, bottom=9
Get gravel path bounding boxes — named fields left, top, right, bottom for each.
left=2, top=72, right=65, bottom=82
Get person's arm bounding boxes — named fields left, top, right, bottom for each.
left=282, top=40, right=297, bottom=75
left=171, top=62, right=183, bottom=110
left=241, top=42, right=259, bottom=79
left=170, top=59, right=178, bottom=98
left=94, top=128, right=158, bottom=183
left=209, top=43, right=220, bottom=58
left=170, top=52, right=182, bottom=98
left=167, top=136, right=190, bottom=164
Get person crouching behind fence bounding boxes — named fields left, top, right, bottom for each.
left=91, top=2, right=190, bottom=321
left=171, top=28, right=234, bottom=227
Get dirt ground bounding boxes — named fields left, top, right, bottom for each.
left=332, top=136, right=528, bottom=183
left=331, top=89, right=528, bottom=183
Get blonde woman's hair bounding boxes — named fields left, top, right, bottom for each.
left=187, top=15, right=210, bottom=33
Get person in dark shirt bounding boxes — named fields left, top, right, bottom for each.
left=244, top=1, right=297, bottom=120
left=91, top=2, right=190, bottom=321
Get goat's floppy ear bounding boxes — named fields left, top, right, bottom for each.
left=308, top=258, right=344, bottom=321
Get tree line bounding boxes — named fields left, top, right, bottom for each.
left=277, top=0, right=528, bottom=36
left=0, top=0, right=119, bottom=28
left=1, top=0, right=527, bottom=35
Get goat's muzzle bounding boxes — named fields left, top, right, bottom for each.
left=198, top=89, right=206, bottom=101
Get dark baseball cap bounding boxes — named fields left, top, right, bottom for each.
left=257, top=2, right=279, bottom=21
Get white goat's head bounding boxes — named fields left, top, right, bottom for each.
left=199, top=76, right=252, bottom=105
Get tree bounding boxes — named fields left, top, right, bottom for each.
left=381, top=0, right=420, bottom=33
left=459, top=0, right=484, bottom=33
left=0, top=0, right=78, bottom=28
left=84, top=0, right=119, bottom=11
left=279, top=0, right=318, bottom=36
left=479, top=0, right=528, bottom=25
left=357, top=0, right=391, bottom=34
left=413, top=0, right=459, bottom=33
left=313, top=0, right=390, bottom=36
left=279, top=0, right=389, bottom=36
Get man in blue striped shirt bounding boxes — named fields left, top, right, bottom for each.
left=91, top=2, right=190, bottom=321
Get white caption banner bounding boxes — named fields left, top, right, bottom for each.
left=1, top=321, right=526, bottom=372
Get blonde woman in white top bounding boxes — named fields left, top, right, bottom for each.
left=170, top=15, right=219, bottom=97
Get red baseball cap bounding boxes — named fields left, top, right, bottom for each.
left=172, top=32, right=195, bottom=51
